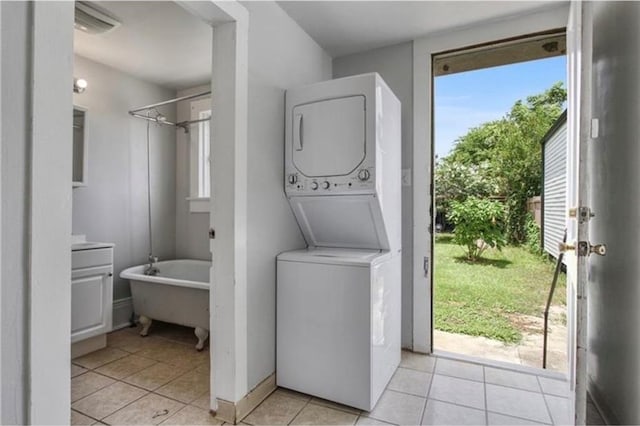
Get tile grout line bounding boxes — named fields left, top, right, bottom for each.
left=483, top=366, right=489, bottom=426
left=70, top=331, right=205, bottom=412
left=433, top=369, right=555, bottom=396
left=72, top=353, right=211, bottom=422
left=287, top=395, right=311, bottom=425
left=434, top=353, right=567, bottom=381
left=419, top=356, right=438, bottom=424
left=71, top=408, right=102, bottom=424
left=70, top=371, right=119, bottom=405
left=306, top=399, right=361, bottom=416
left=537, top=376, right=556, bottom=425
left=425, top=396, right=489, bottom=413
left=486, top=408, right=553, bottom=425
left=93, top=385, right=149, bottom=423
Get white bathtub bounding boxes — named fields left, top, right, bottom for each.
left=120, top=259, right=211, bottom=350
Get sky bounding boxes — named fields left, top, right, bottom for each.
left=434, top=56, right=567, bottom=160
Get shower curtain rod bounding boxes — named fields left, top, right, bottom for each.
left=128, top=90, right=211, bottom=114
left=128, top=90, right=211, bottom=132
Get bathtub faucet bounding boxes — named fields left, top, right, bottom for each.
left=144, top=255, right=159, bottom=276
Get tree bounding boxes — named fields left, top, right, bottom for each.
left=447, top=197, right=506, bottom=261
left=434, top=159, right=498, bottom=227
left=437, top=82, right=566, bottom=243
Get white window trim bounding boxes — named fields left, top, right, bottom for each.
left=189, top=98, right=212, bottom=213
left=187, top=196, right=210, bottom=213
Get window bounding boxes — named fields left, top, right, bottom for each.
left=188, top=98, right=212, bottom=213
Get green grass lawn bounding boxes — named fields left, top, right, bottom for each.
left=434, top=233, right=566, bottom=344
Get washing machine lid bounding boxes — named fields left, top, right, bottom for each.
left=289, top=194, right=389, bottom=250
left=277, top=247, right=386, bottom=266
left=292, top=95, right=366, bottom=177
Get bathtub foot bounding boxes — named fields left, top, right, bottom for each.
left=139, top=315, right=152, bottom=337
left=194, top=327, right=209, bottom=351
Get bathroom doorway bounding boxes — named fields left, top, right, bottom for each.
left=50, top=1, right=248, bottom=423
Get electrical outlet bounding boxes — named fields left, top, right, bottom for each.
left=402, top=169, right=411, bottom=187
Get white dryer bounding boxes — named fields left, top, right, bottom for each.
left=284, top=73, right=401, bottom=252
left=277, top=73, right=401, bottom=411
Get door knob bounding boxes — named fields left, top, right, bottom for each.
left=559, top=241, right=606, bottom=256
left=559, top=242, right=574, bottom=253
left=590, top=244, right=607, bottom=256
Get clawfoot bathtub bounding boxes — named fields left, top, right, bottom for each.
left=120, top=259, right=211, bottom=350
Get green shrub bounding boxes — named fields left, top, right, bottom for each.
left=447, top=197, right=506, bottom=261
left=524, top=213, right=542, bottom=255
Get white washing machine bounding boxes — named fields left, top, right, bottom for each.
left=277, top=248, right=401, bottom=411
left=277, top=73, right=402, bottom=411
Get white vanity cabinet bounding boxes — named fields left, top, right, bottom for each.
left=71, top=243, right=114, bottom=343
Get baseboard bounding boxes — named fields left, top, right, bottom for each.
left=214, top=399, right=236, bottom=424
left=71, top=334, right=106, bottom=358
left=588, top=376, right=618, bottom=425
left=212, top=373, right=277, bottom=424
left=112, top=297, right=134, bottom=330
left=236, top=373, right=277, bottom=421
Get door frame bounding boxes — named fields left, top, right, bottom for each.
left=27, top=1, right=248, bottom=422
left=565, top=1, right=593, bottom=423
left=411, top=6, right=570, bottom=353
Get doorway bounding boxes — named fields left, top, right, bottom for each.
left=25, top=1, right=247, bottom=423
left=430, top=32, right=569, bottom=370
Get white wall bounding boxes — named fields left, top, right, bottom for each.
left=242, top=1, right=332, bottom=390
left=588, top=2, right=640, bottom=423
left=72, top=56, right=177, bottom=300
left=2, top=2, right=74, bottom=422
left=333, top=42, right=414, bottom=348
left=175, top=84, right=210, bottom=261
left=1, top=2, right=30, bottom=423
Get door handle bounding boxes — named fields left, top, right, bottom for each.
left=294, top=113, right=303, bottom=151
left=559, top=241, right=607, bottom=256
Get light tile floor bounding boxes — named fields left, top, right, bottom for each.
left=72, top=324, right=605, bottom=425
left=241, top=352, right=606, bottom=426
left=71, top=322, right=215, bottom=425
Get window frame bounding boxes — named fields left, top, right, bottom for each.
left=188, top=97, right=212, bottom=213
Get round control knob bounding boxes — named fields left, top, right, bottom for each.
left=358, top=169, right=370, bottom=181
left=288, top=174, right=297, bottom=185
left=322, top=181, right=330, bottom=189
left=310, top=181, right=319, bottom=190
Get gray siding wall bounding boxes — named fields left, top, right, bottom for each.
left=543, top=122, right=567, bottom=259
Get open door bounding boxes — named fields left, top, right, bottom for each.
left=565, top=2, right=603, bottom=424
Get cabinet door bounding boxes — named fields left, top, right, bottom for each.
left=71, top=270, right=111, bottom=342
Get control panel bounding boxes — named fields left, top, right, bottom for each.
left=285, top=167, right=375, bottom=195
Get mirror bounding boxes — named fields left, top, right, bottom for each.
left=73, top=106, right=88, bottom=187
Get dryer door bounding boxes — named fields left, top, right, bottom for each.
left=292, top=95, right=366, bottom=177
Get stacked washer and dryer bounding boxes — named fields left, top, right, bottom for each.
left=276, top=73, right=402, bottom=411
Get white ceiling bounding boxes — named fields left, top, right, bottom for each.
left=73, top=1, right=566, bottom=89
left=74, top=1, right=212, bottom=90
left=278, top=1, right=567, bottom=58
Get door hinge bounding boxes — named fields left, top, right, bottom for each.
left=208, top=228, right=215, bottom=239
left=423, top=256, right=429, bottom=276
left=568, top=206, right=595, bottom=224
